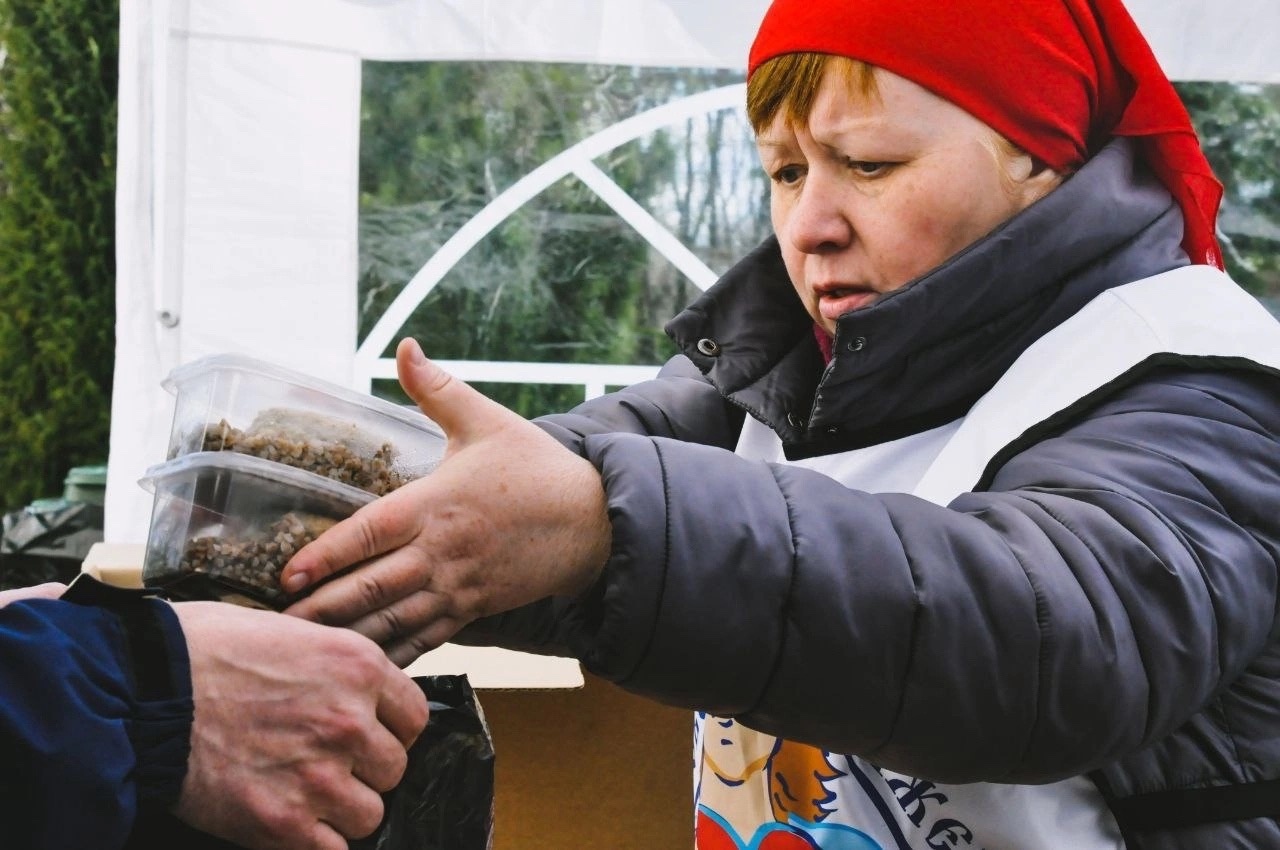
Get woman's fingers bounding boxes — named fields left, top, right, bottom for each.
left=383, top=617, right=467, bottom=668
left=281, top=479, right=426, bottom=597
left=344, top=583, right=457, bottom=648
left=284, top=532, right=431, bottom=625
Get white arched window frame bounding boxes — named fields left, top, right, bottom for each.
left=354, top=83, right=745, bottom=400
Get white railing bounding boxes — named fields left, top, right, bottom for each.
left=359, top=358, right=664, bottom=402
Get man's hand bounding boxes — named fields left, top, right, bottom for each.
left=171, top=602, right=429, bottom=850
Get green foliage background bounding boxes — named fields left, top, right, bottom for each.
left=0, top=0, right=117, bottom=511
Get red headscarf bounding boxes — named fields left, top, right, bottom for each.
left=748, top=0, right=1224, bottom=268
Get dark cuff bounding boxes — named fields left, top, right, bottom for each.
left=61, top=575, right=194, bottom=811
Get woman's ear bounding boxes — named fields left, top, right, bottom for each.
left=1012, top=155, right=1063, bottom=207
left=1007, top=152, right=1035, bottom=183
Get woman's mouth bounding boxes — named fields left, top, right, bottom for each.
left=817, top=285, right=877, bottom=321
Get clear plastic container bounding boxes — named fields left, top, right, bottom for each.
left=163, top=353, right=446, bottom=496
left=139, top=451, right=375, bottom=609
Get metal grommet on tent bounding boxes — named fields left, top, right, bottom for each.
left=696, top=338, right=721, bottom=357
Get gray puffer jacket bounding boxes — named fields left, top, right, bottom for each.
left=472, top=140, right=1280, bottom=848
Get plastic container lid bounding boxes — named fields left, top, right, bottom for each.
left=160, top=353, right=446, bottom=493
left=161, top=353, right=443, bottom=440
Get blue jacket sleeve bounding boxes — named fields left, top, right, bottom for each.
left=0, top=593, right=193, bottom=849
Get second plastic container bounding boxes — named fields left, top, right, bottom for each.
left=139, top=451, right=376, bottom=609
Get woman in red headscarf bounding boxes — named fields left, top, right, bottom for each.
left=282, top=2, right=1280, bottom=848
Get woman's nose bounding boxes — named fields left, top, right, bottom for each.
left=784, top=177, right=853, bottom=254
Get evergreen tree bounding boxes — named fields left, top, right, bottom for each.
left=0, top=0, right=117, bottom=510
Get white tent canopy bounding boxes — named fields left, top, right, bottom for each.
left=110, top=0, right=1280, bottom=545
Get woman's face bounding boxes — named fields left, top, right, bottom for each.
left=758, top=66, right=1047, bottom=335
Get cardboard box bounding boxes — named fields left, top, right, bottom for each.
left=482, top=676, right=692, bottom=848
left=80, top=543, right=693, bottom=847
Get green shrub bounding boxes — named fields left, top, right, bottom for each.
left=0, top=0, right=117, bottom=511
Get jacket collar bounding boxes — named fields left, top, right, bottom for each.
left=666, top=139, right=1190, bottom=455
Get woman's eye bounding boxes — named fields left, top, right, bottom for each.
left=772, top=165, right=804, bottom=185
left=847, top=159, right=890, bottom=176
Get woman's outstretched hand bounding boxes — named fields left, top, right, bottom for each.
left=282, top=337, right=611, bottom=666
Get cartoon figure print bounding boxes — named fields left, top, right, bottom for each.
left=696, top=714, right=883, bottom=850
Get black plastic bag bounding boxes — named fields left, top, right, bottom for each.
left=353, top=674, right=495, bottom=850
left=126, top=674, right=494, bottom=849
left=0, top=499, right=103, bottom=590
